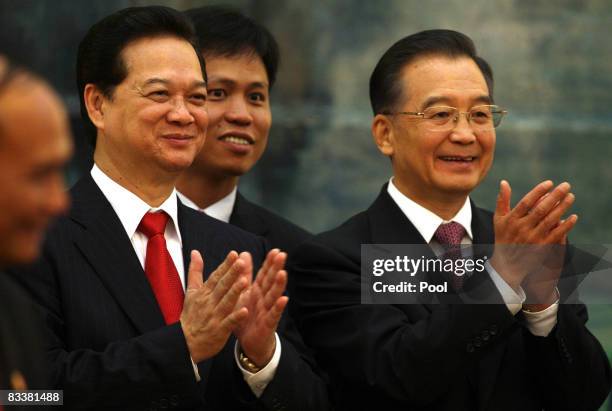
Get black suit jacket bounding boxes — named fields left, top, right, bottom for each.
left=289, top=185, right=611, bottom=411
left=0, top=273, right=48, bottom=410
left=229, top=192, right=311, bottom=255
left=8, top=175, right=327, bottom=411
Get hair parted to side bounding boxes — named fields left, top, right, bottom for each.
left=76, top=5, right=206, bottom=146
left=184, top=6, right=279, bottom=88
left=369, top=29, right=494, bottom=115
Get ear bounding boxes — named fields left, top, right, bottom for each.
left=371, top=114, right=394, bottom=157
left=83, top=84, right=106, bottom=130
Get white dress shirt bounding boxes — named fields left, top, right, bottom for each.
left=177, top=188, right=237, bottom=223
left=177, top=188, right=281, bottom=397
left=92, top=166, right=277, bottom=397
left=387, top=178, right=558, bottom=336
left=91, top=165, right=185, bottom=286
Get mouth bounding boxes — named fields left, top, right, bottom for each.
left=218, top=133, right=254, bottom=146
left=438, top=156, right=477, bottom=163
left=162, top=134, right=194, bottom=141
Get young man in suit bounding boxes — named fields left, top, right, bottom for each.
left=176, top=6, right=310, bottom=254
left=0, top=55, right=72, bottom=398
left=289, top=30, right=611, bottom=410
left=9, top=6, right=328, bottom=410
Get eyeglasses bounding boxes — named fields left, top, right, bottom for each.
left=382, top=105, right=508, bottom=132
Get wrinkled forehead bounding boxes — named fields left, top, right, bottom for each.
left=119, top=35, right=205, bottom=85
left=398, top=54, right=489, bottom=107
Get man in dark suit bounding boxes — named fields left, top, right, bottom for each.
left=176, top=6, right=310, bottom=254
left=8, top=6, right=328, bottom=410
left=0, top=56, right=72, bottom=399
left=289, top=30, right=611, bottom=410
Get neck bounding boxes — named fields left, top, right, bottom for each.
left=94, top=150, right=176, bottom=208
left=392, top=178, right=468, bottom=221
left=176, top=169, right=238, bottom=209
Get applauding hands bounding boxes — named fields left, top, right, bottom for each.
left=491, top=180, right=577, bottom=308
left=181, top=249, right=288, bottom=367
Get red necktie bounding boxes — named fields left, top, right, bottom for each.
left=434, top=222, right=467, bottom=290
left=138, top=211, right=184, bottom=324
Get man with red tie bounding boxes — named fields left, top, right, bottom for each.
left=8, top=6, right=312, bottom=410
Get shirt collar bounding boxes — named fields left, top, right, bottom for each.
left=387, top=177, right=473, bottom=243
left=91, top=164, right=182, bottom=243
left=177, top=186, right=237, bottom=224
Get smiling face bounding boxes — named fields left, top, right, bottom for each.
left=92, top=35, right=208, bottom=180
left=0, top=76, right=73, bottom=265
left=374, top=55, right=495, bottom=206
left=188, top=53, right=271, bottom=179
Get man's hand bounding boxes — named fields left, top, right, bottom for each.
left=490, top=180, right=577, bottom=293
left=180, top=250, right=250, bottom=363
left=235, top=249, right=289, bottom=368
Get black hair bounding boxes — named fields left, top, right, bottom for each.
left=369, top=29, right=494, bottom=115
left=76, top=5, right=205, bottom=146
left=184, top=6, right=279, bottom=88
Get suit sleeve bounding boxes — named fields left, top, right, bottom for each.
left=224, top=235, right=332, bottom=410
left=522, top=245, right=611, bottom=411
left=290, top=236, right=611, bottom=409
left=289, top=238, right=524, bottom=407
left=257, top=309, right=332, bottom=411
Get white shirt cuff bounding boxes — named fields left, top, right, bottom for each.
left=522, top=299, right=559, bottom=337
left=191, top=356, right=201, bottom=382
left=234, top=333, right=281, bottom=397
left=485, top=261, right=526, bottom=315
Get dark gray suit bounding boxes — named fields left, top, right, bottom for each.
left=289, top=184, right=611, bottom=411
left=9, top=175, right=329, bottom=411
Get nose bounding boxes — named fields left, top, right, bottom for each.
left=224, top=97, right=252, bottom=125
left=167, top=97, right=195, bottom=125
left=45, top=175, right=70, bottom=218
left=449, top=112, right=477, bottom=144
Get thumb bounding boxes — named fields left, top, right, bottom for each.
left=186, top=250, right=205, bottom=290
left=495, top=180, right=511, bottom=217
left=238, top=251, right=254, bottom=286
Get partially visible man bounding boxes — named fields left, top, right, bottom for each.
left=290, top=30, right=611, bottom=410
left=176, top=6, right=310, bottom=254
left=8, top=6, right=303, bottom=410
left=176, top=7, right=329, bottom=409
left=0, top=55, right=72, bottom=394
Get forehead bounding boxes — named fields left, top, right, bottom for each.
left=120, top=35, right=204, bottom=84
left=0, top=79, right=70, bottom=159
left=205, top=53, right=269, bottom=86
left=399, top=55, right=489, bottom=107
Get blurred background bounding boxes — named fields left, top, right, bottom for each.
left=2, top=0, right=611, bottom=407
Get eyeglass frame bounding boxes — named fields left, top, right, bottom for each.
left=381, top=104, right=508, bottom=131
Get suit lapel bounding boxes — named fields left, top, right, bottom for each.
left=229, top=192, right=270, bottom=238
left=70, top=176, right=165, bottom=333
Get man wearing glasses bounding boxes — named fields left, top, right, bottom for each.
left=289, top=29, right=610, bottom=410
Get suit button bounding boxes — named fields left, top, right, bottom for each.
left=481, top=330, right=490, bottom=341
left=474, top=337, right=482, bottom=347
left=489, top=325, right=498, bottom=335
left=466, top=343, right=475, bottom=353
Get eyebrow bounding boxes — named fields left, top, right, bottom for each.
left=141, top=78, right=207, bottom=89
left=421, top=94, right=492, bottom=109
left=207, top=77, right=269, bottom=90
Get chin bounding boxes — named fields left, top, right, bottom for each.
left=2, top=243, right=41, bottom=266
